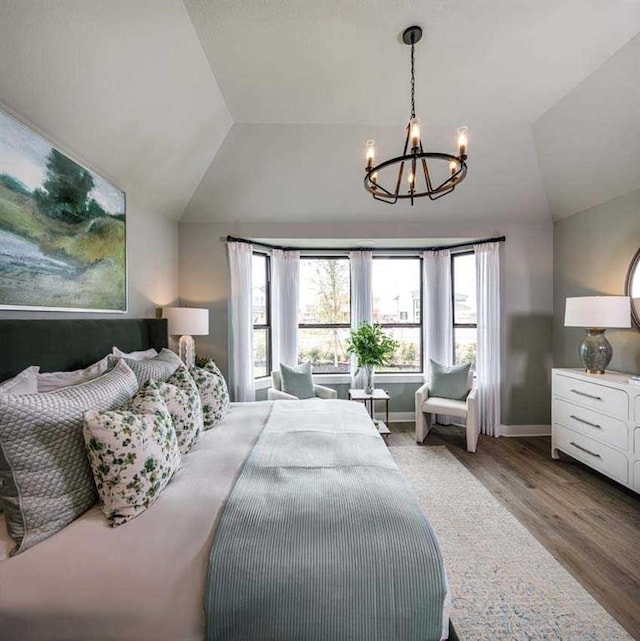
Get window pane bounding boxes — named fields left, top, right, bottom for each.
left=252, top=254, right=268, bottom=325
left=373, top=258, right=421, bottom=324
left=377, top=327, right=421, bottom=373
left=453, top=253, right=476, bottom=325
left=298, top=328, right=350, bottom=373
left=454, top=327, right=477, bottom=366
left=253, top=328, right=269, bottom=378
left=299, top=258, right=350, bottom=325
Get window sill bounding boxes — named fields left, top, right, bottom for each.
left=256, top=373, right=425, bottom=389
left=313, top=373, right=425, bottom=385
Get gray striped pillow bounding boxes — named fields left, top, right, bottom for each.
left=0, top=360, right=139, bottom=555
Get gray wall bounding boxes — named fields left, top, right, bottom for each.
left=179, top=219, right=553, bottom=426
left=553, top=188, right=640, bottom=373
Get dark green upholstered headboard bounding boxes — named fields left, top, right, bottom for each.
left=0, top=319, right=168, bottom=382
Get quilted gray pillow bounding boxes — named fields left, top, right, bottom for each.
left=0, top=359, right=139, bottom=555
left=111, top=348, right=182, bottom=386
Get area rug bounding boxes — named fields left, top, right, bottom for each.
left=389, top=446, right=633, bottom=641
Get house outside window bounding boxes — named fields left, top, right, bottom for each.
left=452, top=251, right=477, bottom=366
left=372, top=257, right=422, bottom=373
left=252, top=252, right=271, bottom=378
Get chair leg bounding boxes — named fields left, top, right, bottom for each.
left=415, top=412, right=434, bottom=443
left=465, top=417, right=479, bottom=453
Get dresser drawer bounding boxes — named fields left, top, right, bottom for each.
left=553, top=399, right=628, bottom=450
left=634, top=461, right=640, bottom=492
left=553, top=425, right=628, bottom=485
left=635, top=427, right=640, bottom=455
left=553, top=373, right=629, bottom=419
left=635, top=394, right=640, bottom=422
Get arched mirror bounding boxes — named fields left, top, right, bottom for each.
left=626, top=247, right=640, bottom=327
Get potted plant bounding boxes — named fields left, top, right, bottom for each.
left=346, top=322, right=399, bottom=393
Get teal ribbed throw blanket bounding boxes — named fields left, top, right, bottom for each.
left=205, top=400, right=449, bottom=641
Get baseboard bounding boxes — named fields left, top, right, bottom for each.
left=500, top=424, right=551, bottom=437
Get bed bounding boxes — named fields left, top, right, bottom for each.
left=0, top=319, right=457, bottom=641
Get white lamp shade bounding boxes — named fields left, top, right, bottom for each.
left=163, top=307, right=209, bottom=336
left=564, top=296, right=631, bottom=328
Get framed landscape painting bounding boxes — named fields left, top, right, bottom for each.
left=0, top=108, right=126, bottom=312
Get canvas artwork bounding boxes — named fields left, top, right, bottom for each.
left=0, top=108, right=126, bottom=312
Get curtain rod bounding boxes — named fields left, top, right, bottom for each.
left=226, top=235, right=506, bottom=253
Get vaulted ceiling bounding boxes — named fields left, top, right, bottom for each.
left=1, top=0, right=638, bottom=225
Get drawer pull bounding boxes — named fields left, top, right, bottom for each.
left=570, top=389, right=602, bottom=401
left=569, top=415, right=602, bottom=430
left=569, top=441, right=602, bottom=459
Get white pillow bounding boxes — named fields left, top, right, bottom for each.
left=0, top=366, right=40, bottom=395
left=112, top=347, right=158, bottom=361
left=37, top=355, right=111, bottom=393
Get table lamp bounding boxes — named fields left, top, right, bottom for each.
left=564, top=296, right=631, bottom=374
left=163, top=307, right=209, bottom=368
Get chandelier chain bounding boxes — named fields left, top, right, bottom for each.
left=410, top=42, right=415, bottom=119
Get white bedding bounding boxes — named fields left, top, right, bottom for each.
left=0, top=401, right=272, bottom=641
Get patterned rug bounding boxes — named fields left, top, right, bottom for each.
left=389, top=445, right=633, bottom=641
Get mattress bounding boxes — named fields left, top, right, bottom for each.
left=0, top=401, right=271, bottom=641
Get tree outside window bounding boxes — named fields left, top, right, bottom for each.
left=298, top=257, right=350, bottom=373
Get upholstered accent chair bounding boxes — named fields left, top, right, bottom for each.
left=267, top=370, right=338, bottom=401
left=415, top=369, right=479, bottom=452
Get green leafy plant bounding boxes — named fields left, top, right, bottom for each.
left=346, top=322, right=399, bottom=371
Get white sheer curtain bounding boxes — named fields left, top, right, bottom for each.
left=228, top=241, right=255, bottom=402
left=423, top=249, right=453, bottom=370
left=271, top=249, right=300, bottom=368
left=349, top=250, right=373, bottom=388
left=475, top=242, right=501, bottom=436
left=423, top=249, right=453, bottom=424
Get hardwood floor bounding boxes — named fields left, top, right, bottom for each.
left=388, top=422, right=640, bottom=640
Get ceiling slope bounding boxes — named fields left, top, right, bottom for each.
left=181, top=121, right=550, bottom=223
left=0, top=0, right=232, bottom=220
left=533, top=33, right=640, bottom=221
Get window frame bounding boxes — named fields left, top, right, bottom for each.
left=298, top=255, right=351, bottom=373
left=451, top=250, right=477, bottom=365
left=372, top=255, right=423, bottom=374
left=252, top=251, right=272, bottom=379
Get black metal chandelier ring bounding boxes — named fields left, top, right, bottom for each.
left=364, top=152, right=468, bottom=203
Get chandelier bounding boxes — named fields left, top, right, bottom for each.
left=364, top=26, right=469, bottom=205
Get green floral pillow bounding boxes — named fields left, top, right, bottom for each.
left=83, top=380, right=181, bottom=527
left=159, top=366, right=203, bottom=454
left=190, top=358, right=230, bottom=430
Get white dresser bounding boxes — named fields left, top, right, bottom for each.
left=552, top=368, right=640, bottom=494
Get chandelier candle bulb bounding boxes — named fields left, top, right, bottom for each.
left=410, top=118, right=421, bottom=149
left=365, top=139, right=375, bottom=169
left=457, top=126, right=468, bottom=157
left=449, top=160, right=458, bottom=177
